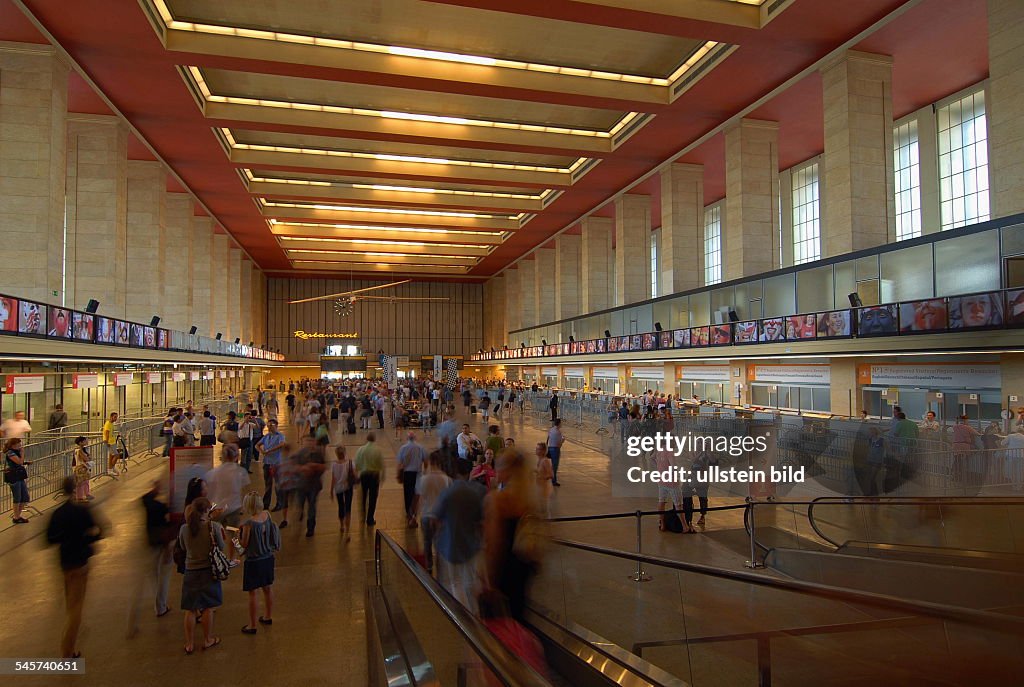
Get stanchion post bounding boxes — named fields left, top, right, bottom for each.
left=629, top=510, right=652, bottom=582
left=745, top=501, right=764, bottom=569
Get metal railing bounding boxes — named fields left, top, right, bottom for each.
left=1, top=395, right=241, bottom=517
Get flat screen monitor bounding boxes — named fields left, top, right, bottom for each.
left=143, top=326, right=157, bottom=348
left=642, top=333, right=657, bottom=350
left=158, top=329, right=170, bottom=349
left=630, top=335, right=643, bottom=352
left=0, top=297, right=18, bottom=333
left=607, top=337, right=618, bottom=352
left=948, top=292, right=1005, bottom=330
left=659, top=331, right=673, bottom=349
left=586, top=340, right=596, bottom=354
left=72, top=312, right=95, bottom=342
left=48, top=307, right=72, bottom=339
left=816, top=310, right=853, bottom=338
left=114, top=320, right=130, bottom=346
left=673, top=329, right=690, bottom=348
left=691, top=326, right=710, bottom=347
left=94, top=317, right=115, bottom=344
left=785, top=315, right=817, bottom=340
left=759, top=318, right=784, bottom=342
left=130, top=323, right=145, bottom=347
left=17, top=300, right=46, bottom=336
left=618, top=336, right=630, bottom=352
left=710, top=324, right=732, bottom=345
left=899, top=299, right=948, bottom=333
left=595, top=338, right=606, bottom=353
left=857, top=305, right=899, bottom=336
left=733, top=320, right=758, bottom=344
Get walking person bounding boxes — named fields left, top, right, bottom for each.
left=255, top=419, right=286, bottom=511
left=237, top=411, right=258, bottom=474
left=431, top=460, right=486, bottom=612
left=418, top=452, right=451, bottom=573
left=128, top=479, right=174, bottom=638
left=534, top=442, right=553, bottom=517
left=547, top=419, right=565, bottom=487
left=330, top=445, right=357, bottom=541
left=549, top=391, right=558, bottom=422
left=396, top=432, right=427, bottom=527
left=46, top=477, right=103, bottom=658
left=72, top=436, right=92, bottom=502
left=355, top=432, right=384, bottom=527
left=175, top=497, right=225, bottom=654
left=239, top=491, right=280, bottom=634
left=292, top=435, right=327, bottom=538
left=5, top=437, right=31, bottom=524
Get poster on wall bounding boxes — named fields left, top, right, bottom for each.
left=5, top=374, right=45, bottom=394
left=899, top=299, right=948, bottom=333
left=95, top=317, right=115, bottom=344
left=710, top=324, right=733, bottom=345
left=785, top=315, right=816, bottom=340
left=48, top=307, right=72, bottom=339
left=759, top=318, right=784, bottom=342
left=857, top=305, right=899, bottom=336
left=73, top=312, right=95, bottom=341
left=115, top=321, right=130, bottom=346
left=816, top=310, right=852, bottom=338
left=673, top=329, right=690, bottom=348
left=17, top=301, right=46, bottom=336
left=948, top=292, right=1004, bottom=330
left=691, top=326, right=710, bottom=347
left=734, top=321, right=758, bottom=344
left=0, top=296, right=17, bottom=332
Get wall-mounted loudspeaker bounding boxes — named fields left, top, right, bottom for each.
left=654, top=322, right=663, bottom=331
left=848, top=293, right=863, bottom=307
left=728, top=310, right=739, bottom=322
left=85, top=299, right=100, bottom=313
left=604, top=330, right=611, bottom=338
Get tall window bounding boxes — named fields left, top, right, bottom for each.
left=894, top=120, right=922, bottom=240
left=937, top=89, right=989, bottom=230
left=703, top=204, right=722, bottom=285
left=792, top=162, right=820, bottom=264
left=650, top=229, right=659, bottom=298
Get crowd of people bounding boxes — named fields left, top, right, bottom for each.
left=35, top=375, right=559, bottom=660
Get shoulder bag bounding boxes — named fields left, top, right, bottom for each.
left=209, top=522, right=231, bottom=580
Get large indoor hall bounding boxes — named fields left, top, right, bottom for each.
left=1, top=0, right=1023, bottom=685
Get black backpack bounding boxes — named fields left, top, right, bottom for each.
left=662, top=509, right=684, bottom=533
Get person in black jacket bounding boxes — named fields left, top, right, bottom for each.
left=46, top=477, right=103, bottom=658
left=549, top=391, right=559, bottom=422
left=128, top=480, right=175, bottom=636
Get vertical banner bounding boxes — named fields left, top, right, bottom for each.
left=433, top=355, right=443, bottom=379
left=444, top=358, right=459, bottom=390
left=381, top=355, right=398, bottom=388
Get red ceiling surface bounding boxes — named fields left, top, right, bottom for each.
left=1, top=0, right=989, bottom=279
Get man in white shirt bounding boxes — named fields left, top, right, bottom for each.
left=205, top=444, right=250, bottom=560
left=1, top=411, right=32, bottom=440
left=456, top=424, right=480, bottom=461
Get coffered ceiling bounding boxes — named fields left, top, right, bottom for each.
left=3, top=0, right=982, bottom=280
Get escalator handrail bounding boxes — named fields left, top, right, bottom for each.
left=375, top=531, right=554, bottom=687
left=806, top=496, right=1024, bottom=550
left=551, top=537, right=1024, bottom=635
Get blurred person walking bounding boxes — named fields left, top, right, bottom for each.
left=256, top=419, right=286, bottom=511
left=431, top=460, right=485, bottom=612
left=239, top=491, right=280, bottom=634
left=47, top=477, right=103, bottom=658
left=418, top=452, right=451, bottom=573
left=546, top=419, right=565, bottom=487
left=331, top=445, right=357, bottom=540
left=397, top=432, right=427, bottom=527
left=128, top=479, right=175, bottom=637
left=356, top=433, right=385, bottom=526
left=72, top=436, right=92, bottom=502
left=292, top=435, right=327, bottom=537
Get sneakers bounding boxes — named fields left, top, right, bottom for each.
left=12, top=517, right=28, bottom=524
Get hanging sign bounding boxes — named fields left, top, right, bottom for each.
left=189, top=371, right=201, bottom=381
left=630, top=366, right=664, bottom=379
left=113, top=372, right=134, bottom=387
left=592, top=367, right=619, bottom=379
left=171, top=372, right=186, bottom=382
left=72, top=373, right=99, bottom=390
left=563, top=367, right=587, bottom=378
left=219, top=370, right=227, bottom=379
left=5, top=375, right=45, bottom=394
left=146, top=372, right=162, bottom=384
left=748, top=365, right=831, bottom=384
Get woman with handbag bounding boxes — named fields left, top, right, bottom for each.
left=4, top=437, right=31, bottom=524
left=176, top=497, right=226, bottom=654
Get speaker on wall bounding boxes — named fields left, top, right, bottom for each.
left=569, top=336, right=575, bottom=342
left=150, top=316, right=161, bottom=327
left=234, top=338, right=241, bottom=345
left=654, top=322, right=663, bottom=331
left=216, top=333, right=222, bottom=340
left=848, top=292, right=863, bottom=307
left=85, top=299, right=100, bottom=314
left=604, top=330, right=611, bottom=338
left=728, top=310, right=739, bottom=322
left=189, top=326, right=198, bottom=336
left=542, top=339, right=547, bottom=346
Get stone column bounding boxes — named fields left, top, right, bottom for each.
left=821, top=50, right=895, bottom=256
left=581, top=217, right=613, bottom=313
left=724, top=119, right=779, bottom=281
left=554, top=234, right=581, bottom=320
left=534, top=247, right=556, bottom=325
left=191, top=215, right=214, bottom=336
left=239, top=257, right=253, bottom=345
left=64, top=115, right=128, bottom=315
left=250, top=267, right=265, bottom=347
left=482, top=280, right=494, bottom=349
left=660, top=163, right=704, bottom=293
left=519, top=258, right=537, bottom=329
left=163, top=193, right=193, bottom=332
left=210, top=233, right=228, bottom=338
left=504, top=267, right=521, bottom=336
left=125, top=161, right=166, bottom=323
left=614, top=194, right=651, bottom=306
left=0, top=44, right=68, bottom=303
left=491, top=273, right=507, bottom=348
left=989, top=0, right=1024, bottom=218
left=227, top=246, right=241, bottom=342
left=830, top=358, right=860, bottom=417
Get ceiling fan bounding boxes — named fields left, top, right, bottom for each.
left=288, top=278, right=450, bottom=316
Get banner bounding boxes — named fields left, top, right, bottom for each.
left=858, top=363, right=1000, bottom=389
left=563, top=367, right=587, bottom=378
left=433, top=355, right=443, bottom=379
left=171, top=372, right=186, bottom=382
left=5, top=374, right=44, bottom=394
left=146, top=372, right=162, bottom=384
left=541, top=366, right=558, bottom=376
left=444, top=357, right=459, bottom=390
left=592, top=367, right=619, bottom=379
left=679, top=365, right=730, bottom=382
left=113, top=372, right=134, bottom=387
left=72, top=373, right=99, bottom=390
left=219, top=370, right=227, bottom=379
left=748, top=365, right=831, bottom=385
left=629, top=366, right=664, bottom=379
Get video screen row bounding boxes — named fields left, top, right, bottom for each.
left=472, top=289, right=1020, bottom=361
left=0, top=295, right=282, bottom=361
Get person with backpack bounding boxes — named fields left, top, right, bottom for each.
left=239, top=491, right=280, bottom=634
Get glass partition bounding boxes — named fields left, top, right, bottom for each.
left=796, top=265, right=834, bottom=313
left=763, top=273, right=795, bottom=317
left=935, top=232, right=1000, bottom=295
left=880, top=243, right=934, bottom=302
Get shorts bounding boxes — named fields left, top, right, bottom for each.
left=658, top=485, right=682, bottom=507
left=9, top=479, right=29, bottom=504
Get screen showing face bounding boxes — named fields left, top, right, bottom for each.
left=608, top=337, right=618, bottom=352
left=673, top=329, right=690, bottom=348
left=94, top=317, right=114, bottom=343
left=659, top=331, right=673, bottom=349
left=691, top=326, right=710, bottom=347
left=0, top=297, right=18, bottom=332
left=899, top=299, right=948, bottom=332
left=949, top=292, right=1005, bottom=329
left=115, top=320, right=130, bottom=345
left=858, top=305, right=899, bottom=335
left=18, top=301, right=45, bottom=335
left=158, top=329, right=169, bottom=349
left=144, top=326, right=156, bottom=348
left=48, top=307, right=72, bottom=338
left=618, top=336, right=630, bottom=351
left=586, top=340, right=596, bottom=353
left=785, top=314, right=817, bottom=340
left=131, top=323, right=145, bottom=347
left=759, top=318, right=784, bottom=342
left=816, top=310, right=852, bottom=337
left=72, top=312, right=94, bottom=341
left=629, top=335, right=642, bottom=351
left=734, top=321, right=758, bottom=343
left=1008, top=290, right=1024, bottom=326
left=595, top=338, right=606, bottom=353
left=710, top=324, right=732, bottom=345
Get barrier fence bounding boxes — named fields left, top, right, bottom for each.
left=1, top=396, right=241, bottom=517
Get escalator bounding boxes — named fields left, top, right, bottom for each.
left=368, top=531, right=684, bottom=687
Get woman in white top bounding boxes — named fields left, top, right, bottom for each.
left=330, top=445, right=357, bottom=541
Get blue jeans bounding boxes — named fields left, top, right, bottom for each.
left=295, top=489, right=319, bottom=535
left=548, top=446, right=561, bottom=483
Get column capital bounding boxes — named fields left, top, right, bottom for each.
left=661, top=161, right=704, bottom=178
left=67, top=112, right=124, bottom=127
left=0, top=40, right=58, bottom=57
left=725, top=118, right=779, bottom=135
left=822, top=49, right=894, bottom=73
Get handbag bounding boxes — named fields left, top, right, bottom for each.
left=3, top=460, right=27, bottom=484
left=209, top=522, right=231, bottom=581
